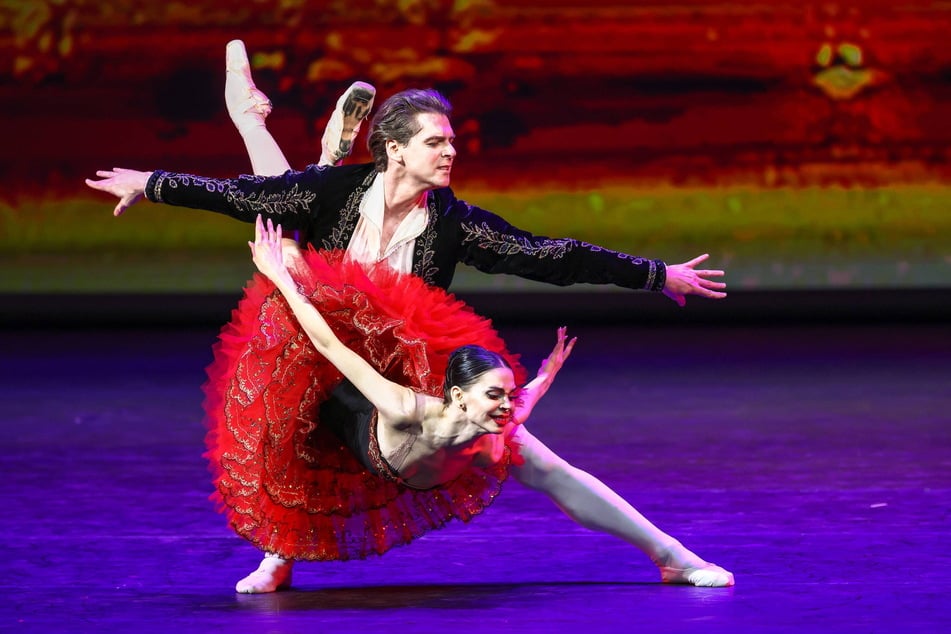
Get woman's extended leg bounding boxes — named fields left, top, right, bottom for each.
left=225, top=39, right=374, bottom=173
left=320, top=81, right=375, bottom=166
left=225, top=39, right=289, bottom=176
left=510, top=425, right=734, bottom=587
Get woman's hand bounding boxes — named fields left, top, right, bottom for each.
left=84, top=168, right=152, bottom=216
left=249, top=215, right=294, bottom=287
left=281, top=238, right=305, bottom=274
left=512, top=327, right=577, bottom=425
left=536, top=326, right=577, bottom=386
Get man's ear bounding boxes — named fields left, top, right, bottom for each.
left=386, top=139, right=403, bottom=165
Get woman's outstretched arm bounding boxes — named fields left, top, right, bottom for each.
left=512, top=327, right=576, bottom=425
left=250, top=215, right=417, bottom=421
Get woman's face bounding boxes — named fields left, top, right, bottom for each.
left=459, top=367, right=517, bottom=434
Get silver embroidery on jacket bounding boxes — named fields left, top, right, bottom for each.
left=460, top=207, right=661, bottom=289
left=644, top=260, right=657, bottom=290
left=460, top=221, right=578, bottom=259
left=157, top=173, right=315, bottom=216
left=462, top=218, right=649, bottom=265
left=322, top=171, right=377, bottom=250
left=412, top=193, right=439, bottom=283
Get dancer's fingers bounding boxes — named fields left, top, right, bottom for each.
left=254, top=214, right=265, bottom=243
left=683, top=253, right=710, bottom=268
left=564, top=337, right=577, bottom=359
left=699, top=279, right=728, bottom=290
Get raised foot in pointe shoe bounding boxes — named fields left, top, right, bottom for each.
left=320, top=81, right=376, bottom=166
left=660, top=563, right=735, bottom=587
left=234, top=558, right=293, bottom=594
left=225, top=39, right=272, bottom=135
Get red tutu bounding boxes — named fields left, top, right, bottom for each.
left=203, top=249, right=525, bottom=561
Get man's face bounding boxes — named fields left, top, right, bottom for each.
left=391, top=112, right=456, bottom=189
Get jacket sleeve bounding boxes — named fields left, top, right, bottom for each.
left=453, top=199, right=667, bottom=292
left=144, top=165, right=331, bottom=232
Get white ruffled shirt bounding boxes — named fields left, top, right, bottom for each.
left=345, top=173, right=429, bottom=275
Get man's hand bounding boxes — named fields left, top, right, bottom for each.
left=663, top=253, right=727, bottom=306
left=85, top=168, right=152, bottom=216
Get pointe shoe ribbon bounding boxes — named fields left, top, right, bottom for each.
left=225, top=39, right=273, bottom=135
left=660, top=563, right=735, bottom=587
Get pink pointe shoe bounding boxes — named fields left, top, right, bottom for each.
left=234, top=555, right=294, bottom=594
left=225, top=39, right=273, bottom=135
left=319, top=81, right=376, bottom=166
left=660, top=563, right=735, bottom=587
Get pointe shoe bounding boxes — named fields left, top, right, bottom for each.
left=225, top=39, right=273, bottom=135
left=234, top=555, right=294, bottom=594
left=660, top=563, right=735, bottom=588
left=319, top=81, right=376, bottom=166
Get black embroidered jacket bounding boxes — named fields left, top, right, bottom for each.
left=145, top=163, right=666, bottom=292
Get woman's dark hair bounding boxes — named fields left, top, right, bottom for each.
left=367, top=88, right=453, bottom=172
left=442, top=345, right=511, bottom=403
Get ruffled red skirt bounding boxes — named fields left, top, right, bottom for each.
left=203, top=249, right=525, bottom=561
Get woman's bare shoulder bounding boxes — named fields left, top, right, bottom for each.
left=381, top=391, right=443, bottom=431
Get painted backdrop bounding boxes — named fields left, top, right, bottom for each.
left=2, top=0, right=948, bottom=293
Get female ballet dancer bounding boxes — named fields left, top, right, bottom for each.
left=210, top=215, right=734, bottom=593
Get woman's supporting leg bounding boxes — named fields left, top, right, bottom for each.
left=234, top=552, right=295, bottom=594
left=510, top=426, right=734, bottom=587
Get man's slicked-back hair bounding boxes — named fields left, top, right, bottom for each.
left=367, top=88, right=452, bottom=172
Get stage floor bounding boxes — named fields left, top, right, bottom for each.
left=3, top=322, right=948, bottom=633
